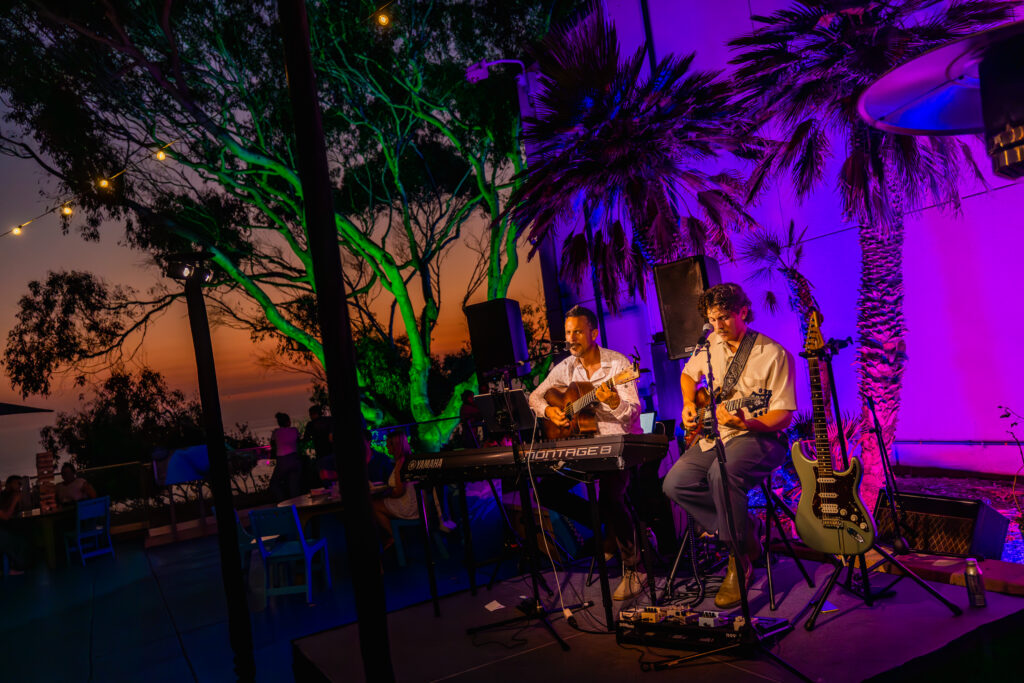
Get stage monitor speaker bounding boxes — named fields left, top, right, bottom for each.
left=653, top=256, right=720, bottom=360
left=465, top=298, right=530, bottom=380
left=873, top=492, right=1009, bottom=560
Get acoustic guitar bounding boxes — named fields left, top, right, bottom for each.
left=682, top=387, right=773, bottom=448
left=792, top=310, right=876, bottom=555
left=540, top=362, right=641, bottom=440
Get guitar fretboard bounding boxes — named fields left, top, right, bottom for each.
left=807, top=356, right=833, bottom=477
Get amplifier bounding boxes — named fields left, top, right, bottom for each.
left=873, top=492, right=1009, bottom=560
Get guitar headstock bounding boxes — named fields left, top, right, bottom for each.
left=805, top=310, right=824, bottom=354
left=612, top=361, right=641, bottom=386
left=746, top=388, right=773, bottom=417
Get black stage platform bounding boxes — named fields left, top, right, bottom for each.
left=293, top=557, right=1024, bottom=682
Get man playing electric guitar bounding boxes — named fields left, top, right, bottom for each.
left=528, top=305, right=645, bottom=600
left=662, top=283, right=797, bottom=609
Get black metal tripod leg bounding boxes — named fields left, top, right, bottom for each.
left=766, top=489, right=814, bottom=589
left=587, top=478, right=614, bottom=630
left=874, top=546, right=962, bottom=616
left=661, top=526, right=690, bottom=602
left=459, top=481, right=476, bottom=596
left=805, top=561, right=844, bottom=631
left=417, top=487, right=441, bottom=618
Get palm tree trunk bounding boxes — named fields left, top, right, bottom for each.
left=856, top=221, right=905, bottom=512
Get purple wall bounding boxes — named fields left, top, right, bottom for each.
left=539, top=1, right=1024, bottom=473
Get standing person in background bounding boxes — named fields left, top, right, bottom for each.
left=269, top=412, right=303, bottom=501
left=303, top=405, right=335, bottom=486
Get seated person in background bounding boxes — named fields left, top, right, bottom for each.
left=269, top=411, right=304, bottom=501
left=56, top=463, right=97, bottom=505
left=370, top=431, right=419, bottom=550
left=0, top=475, right=29, bottom=574
left=365, top=431, right=394, bottom=485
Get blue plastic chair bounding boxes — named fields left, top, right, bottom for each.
left=249, top=506, right=331, bottom=604
left=64, top=495, right=115, bottom=566
left=390, top=518, right=450, bottom=567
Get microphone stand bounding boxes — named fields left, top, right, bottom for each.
left=653, top=337, right=805, bottom=680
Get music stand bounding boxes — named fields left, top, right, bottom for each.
left=465, top=379, right=592, bottom=650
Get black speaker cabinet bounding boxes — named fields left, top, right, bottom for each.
left=465, top=298, right=530, bottom=379
left=653, top=256, right=720, bottom=360
left=873, top=492, right=1009, bottom=560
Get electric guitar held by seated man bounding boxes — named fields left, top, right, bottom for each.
left=681, top=387, right=773, bottom=448
left=792, top=311, right=876, bottom=556
left=540, top=362, right=641, bottom=440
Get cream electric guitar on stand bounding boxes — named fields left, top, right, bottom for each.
left=792, top=311, right=876, bottom=556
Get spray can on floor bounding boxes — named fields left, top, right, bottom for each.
left=964, top=558, right=986, bottom=608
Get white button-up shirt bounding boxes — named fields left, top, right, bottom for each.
left=682, top=331, right=797, bottom=450
left=528, top=347, right=642, bottom=435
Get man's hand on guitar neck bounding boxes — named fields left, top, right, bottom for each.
left=716, top=404, right=747, bottom=430
left=544, top=405, right=570, bottom=427
left=594, top=383, right=621, bottom=410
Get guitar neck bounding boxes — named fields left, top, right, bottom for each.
left=807, top=356, right=833, bottom=475
left=569, top=378, right=612, bottom=416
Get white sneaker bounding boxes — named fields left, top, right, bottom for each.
left=612, top=569, right=646, bottom=601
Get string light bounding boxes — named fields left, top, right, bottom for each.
left=367, top=1, right=395, bottom=27
left=3, top=139, right=177, bottom=239
left=376, top=13, right=390, bottom=26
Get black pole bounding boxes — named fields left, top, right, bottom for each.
left=638, top=0, right=658, bottom=71
left=182, top=274, right=255, bottom=682
left=583, top=210, right=609, bottom=345
left=276, top=2, right=394, bottom=680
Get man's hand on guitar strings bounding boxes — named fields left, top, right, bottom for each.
left=681, top=403, right=698, bottom=430
left=544, top=405, right=570, bottom=427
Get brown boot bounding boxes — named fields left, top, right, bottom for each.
left=714, top=555, right=753, bottom=609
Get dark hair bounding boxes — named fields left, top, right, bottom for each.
left=5, top=475, right=21, bottom=487
left=698, top=283, right=754, bottom=323
left=275, top=412, right=291, bottom=427
left=565, top=305, right=598, bottom=329
left=308, top=405, right=323, bottom=418
left=61, top=463, right=75, bottom=474
left=461, top=389, right=475, bottom=401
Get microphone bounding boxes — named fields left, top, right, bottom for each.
left=695, top=323, right=714, bottom=347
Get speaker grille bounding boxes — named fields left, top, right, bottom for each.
left=874, top=506, right=974, bottom=557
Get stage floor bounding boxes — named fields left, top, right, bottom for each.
left=292, top=556, right=1024, bottom=682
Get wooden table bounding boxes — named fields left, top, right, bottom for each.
left=277, top=491, right=345, bottom=533
left=12, top=506, right=75, bottom=570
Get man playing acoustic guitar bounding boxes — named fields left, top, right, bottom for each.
left=662, top=283, right=797, bottom=609
left=528, top=305, right=646, bottom=600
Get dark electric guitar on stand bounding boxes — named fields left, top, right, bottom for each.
left=540, top=362, right=641, bottom=440
left=792, top=311, right=876, bottom=555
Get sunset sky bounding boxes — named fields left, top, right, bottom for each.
left=0, top=149, right=543, bottom=477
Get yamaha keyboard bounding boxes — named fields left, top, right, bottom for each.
left=403, top=433, right=670, bottom=484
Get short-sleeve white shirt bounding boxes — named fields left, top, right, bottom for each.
left=682, top=330, right=797, bottom=450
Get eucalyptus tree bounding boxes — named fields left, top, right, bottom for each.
left=0, top=1, right=576, bottom=449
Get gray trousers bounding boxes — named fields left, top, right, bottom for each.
left=662, top=433, right=788, bottom=547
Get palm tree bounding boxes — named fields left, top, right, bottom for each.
left=729, top=0, right=1012, bottom=504
left=505, top=5, right=759, bottom=309
left=740, top=220, right=820, bottom=328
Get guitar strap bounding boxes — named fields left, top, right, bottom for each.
left=719, top=330, right=758, bottom=399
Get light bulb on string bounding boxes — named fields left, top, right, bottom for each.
left=376, top=13, right=390, bottom=26
left=12, top=226, right=22, bottom=235
left=97, top=178, right=110, bottom=189
left=61, top=203, right=73, bottom=216
left=156, top=149, right=167, bottom=161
